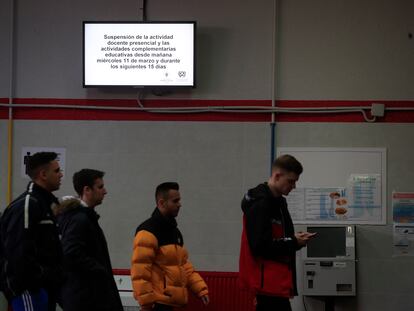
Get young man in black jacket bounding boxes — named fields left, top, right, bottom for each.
left=239, top=154, right=316, bottom=311
left=55, top=169, right=123, bottom=311
left=0, top=152, right=63, bottom=311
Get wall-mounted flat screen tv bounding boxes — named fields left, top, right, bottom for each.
left=83, top=21, right=196, bottom=87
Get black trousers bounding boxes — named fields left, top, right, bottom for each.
left=153, top=303, right=174, bottom=311
left=256, top=295, right=292, bottom=311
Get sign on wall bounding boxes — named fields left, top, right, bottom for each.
left=393, top=192, right=414, bottom=256
left=277, top=147, right=386, bottom=225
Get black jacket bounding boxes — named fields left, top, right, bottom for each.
left=135, top=208, right=184, bottom=247
left=56, top=198, right=123, bottom=311
left=0, top=182, right=63, bottom=299
left=241, top=183, right=301, bottom=295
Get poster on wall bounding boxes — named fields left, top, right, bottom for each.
left=346, top=174, right=382, bottom=221
left=287, top=187, right=345, bottom=221
left=21, top=147, right=66, bottom=179
left=278, top=147, right=386, bottom=225
left=286, top=175, right=381, bottom=223
left=392, top=192, right=414, bottom=256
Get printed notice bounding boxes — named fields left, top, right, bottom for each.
left=287, top=175, right=381, bottom=224
left=393, top=192, right=414, bottom=256
left=286, top=187, right=346, bottom=222
left=304, top=188, right=347, bottom=220
left=278, top=147, right=386, bottom=224
left=346, top=174, right=381, bottom=222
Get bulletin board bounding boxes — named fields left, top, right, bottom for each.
left=277, top=147, right=387, bottom=225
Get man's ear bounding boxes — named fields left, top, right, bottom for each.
left=83, top=185, right=91, bottom=195
left=273, top=169, right=283, bottom=181
left=38, top=168, right=48, bottom=181
left=157, top=197, right=165, bottom=207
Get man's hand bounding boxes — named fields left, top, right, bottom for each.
left=201, top=295, right=210, bottom=305
left=295, top=231, right=317, bottom=246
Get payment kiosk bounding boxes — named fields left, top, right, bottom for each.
left=302, top=226, right=356, bottom=310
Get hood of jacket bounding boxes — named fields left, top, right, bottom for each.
left=54, top=197, right=82, bottom=216
left=241, top=183, right=274, bottom=214
left=55, top=197, right=99, bottom=224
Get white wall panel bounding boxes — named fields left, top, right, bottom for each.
left=4, top=120, right=269, bottom=272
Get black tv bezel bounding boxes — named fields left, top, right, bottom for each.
left=82, top=21, right=197, bottom=88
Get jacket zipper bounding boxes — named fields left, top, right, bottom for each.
left=280, top=207, right=286, bottom=237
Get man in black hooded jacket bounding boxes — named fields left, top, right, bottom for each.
left=55, top=168, right=123, bottom=311
left=239, top=154, right=316, bottom=311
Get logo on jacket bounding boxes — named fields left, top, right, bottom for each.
left=271, top=218, right=282, bottom=225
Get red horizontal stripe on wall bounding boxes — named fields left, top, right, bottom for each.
left=1, top=98, right=414, bottom=122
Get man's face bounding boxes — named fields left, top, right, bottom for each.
left=160, top=189, right=181, bottom=218
left=272, top=169, right=299, bottom=196
left=43, top=160, right=63, bottom=192
left=87, top=178, right=107, bottom=207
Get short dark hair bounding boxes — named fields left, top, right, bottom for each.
left=27, top=152, right=58, bottom=179
left=155, top=182, right=179, bottom=202
left=73, top=169, right=105, bottom=196
left=272, top=154, right=303, bottom=175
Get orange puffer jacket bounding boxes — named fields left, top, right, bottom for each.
left=131, top=209, right=208, bottom=308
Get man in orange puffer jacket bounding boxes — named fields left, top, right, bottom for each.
left=131, top=182, right=209, bottom=311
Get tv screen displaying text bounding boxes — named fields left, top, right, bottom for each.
left=84, top=22, right=195, bottom=87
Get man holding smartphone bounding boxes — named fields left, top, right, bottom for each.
left=239, top=154, right=316, bottom=311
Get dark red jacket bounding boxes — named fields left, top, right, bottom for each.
left=239, top=183, right=301, bottom=298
